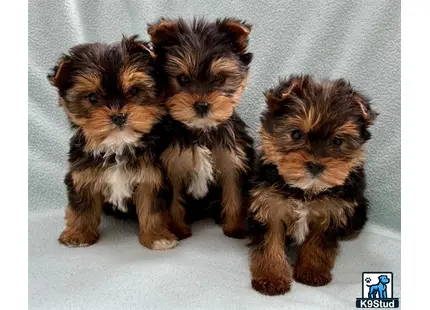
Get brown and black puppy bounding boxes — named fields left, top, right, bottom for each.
left=248, top=75, right=377, bottom=295
left=49, top=36, right=178, bottom=251
left=148, top=18, right=255, bottom=239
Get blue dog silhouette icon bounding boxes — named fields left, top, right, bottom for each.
left=367, top=275, right=390, bottom=299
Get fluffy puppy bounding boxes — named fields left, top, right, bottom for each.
left=248, top=75, right=377, bottom=295
left=49, top=36, right=178, bottom=250
left=148, top=18, right=255, bottom=239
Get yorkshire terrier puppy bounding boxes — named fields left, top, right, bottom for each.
left=49, top=36, right=178, bottom=250
left=248, top=75, right=377, bottom=295
left=147, top=18, right=255, bottom=239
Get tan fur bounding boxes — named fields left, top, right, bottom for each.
left=293, top=232, right=338, bottom=286
left=121, top=67, right=155, bottom=97
left=161, top=145, right=194, bottom=237
left=355, top=94, right=373, bottom=123
left=122, top=103, right=166, bottom=134
left=208, top=92, right=238, bottom=123
left=53, top=38, right=173, bottom=250
left=165, top=92, right=200, bottom=127
left=165, top=91, right=238, bottom=127
left=230, top=74, right=249, bottom=104
left=162, top=144, right=249, bottom=238
left=249, top=219, right=292, bottom=295
left=249, top=187, right=288, bottom=222
left=165, top=64, right=248, bottom=128
left=280, top=80, right=300, bottom=99
left=250, top=185, right=357, bottom=244
left=250, top=74, right=374, bottom=292
left=166, top=55, right=193, bottom=77
left=161, top=145, right=195, bottom=185
left=213, top=147, right=248, bottom=236
left=134, top=182, right=178, bottom=250
left=303, top=107, right=321, bottom=133
left=259, top=128, right=280, bottom=164
left=335, top=121, right=360, bottom=137
left=58, top=195, right=103, bottom=247
left=249, top=184, right=352, bottom=292
left=148, top=19, right=178, bottom=45
left=169, top=186, right=192, bottom=239
left=78, top=104, right=165, bottom=152
left=71, top=169, right=103, bottom=192
left=319, top=150, right=364, bottom=188
left=71, top=157, right=163, bottom=194
left=73, top=73, right=101, bottom=93
left=59, top=99, right=86, bottom=126
left=210, top=57, right=239, bottom=74
left=50, top=60, right=70, bottom=88
left=222, top=20, right=251, bottom=52
left=260, top=127, right=365, bottom=193
left=63, top=148, right=170, bottom=249
left=60, top=66, right=165, bottom=150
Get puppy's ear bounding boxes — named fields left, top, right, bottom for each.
left=147, top=19, right=179, bottom=46
left=218, top=18, right=252, bottom=54
left=264, top=78, right=300, bottom=112
left=334, top=78, right=378, bottom=126
left=122, top=35, right=156, bottom=59
left=48, top=56, right=72, bottom=91
left=354, top=93, right=378, bottom=126
left=335, top=78, right=378, bottom=126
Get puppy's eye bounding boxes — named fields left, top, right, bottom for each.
left=333, top=138, right=343, bottom=146
left=291, top=129, right=303, bottom=140
left=178, top=75, right=191, bottom=87
left=87, top=93, right=98, bottom=104
left=127, top=87, right=139, bottom=97
left=214, top=74, right=226, bottom=85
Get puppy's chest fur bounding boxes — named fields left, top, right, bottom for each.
left=162, top=144, right=246, bottom=199
left=185, top=146, right=215, bottom=199
left=101, top=155, right=143, bottom=211
left=252, top=187, right=356, bottom=245
left=283, top=197, right=356, bottom=245
left=71, top=150, right=161, bottom=212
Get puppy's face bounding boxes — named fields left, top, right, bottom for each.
left=49, top=36, right=163, bottom=150
left=148, top=18, right=252, bottom=129
left=261, top=75, right=377, bottom=193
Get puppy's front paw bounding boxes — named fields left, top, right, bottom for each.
left=140, top=232, right=179, bottom=251
left=293, top=265, right=332, bottom=286
left=251, top=276, right=292, bottom=296
left=58, top=229, right=99, bottom=247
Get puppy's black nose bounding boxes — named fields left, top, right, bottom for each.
left=110, top=113, right=128, bottom=127
left=306, top=162, right=325, bottom=176
left=194, top=102, right=209, bottom=117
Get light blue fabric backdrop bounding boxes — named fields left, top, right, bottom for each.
left=29, top=1, right=401, bottom=309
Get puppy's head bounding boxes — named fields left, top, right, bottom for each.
left=148, top=17, right=252, bottom=129
left=261, top=75, right=377, bottom=193
left=48, top=36, right=163, bottom=151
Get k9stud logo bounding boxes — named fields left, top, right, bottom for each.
left=356, top=272, right=399, bottom=308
